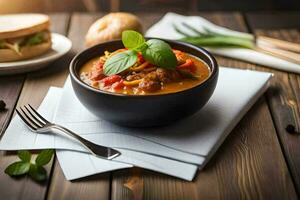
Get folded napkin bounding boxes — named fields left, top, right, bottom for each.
left=146, top=13, right=300, bottom=74
left=0, top=87, right=198, bottom=180
left=0, top=67, right=272, bottom=181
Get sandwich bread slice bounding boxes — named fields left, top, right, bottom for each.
left=0, top=14, right=52, bottom=62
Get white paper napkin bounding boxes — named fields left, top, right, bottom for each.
left=0, top=87, right=198, bottom=180
left=0, top=67, right=272, bottom=181
left=146, top=12, right=300, bottom=74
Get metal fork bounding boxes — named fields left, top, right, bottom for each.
left=16, top=104, right=121, bottom=160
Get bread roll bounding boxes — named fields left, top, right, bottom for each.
left=85, top=12, right=143, bottom=47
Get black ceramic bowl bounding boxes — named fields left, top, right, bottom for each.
left=70, top=39, right=218, bottom=127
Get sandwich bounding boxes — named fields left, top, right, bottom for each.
left=0, top=14, right=52, bottom=62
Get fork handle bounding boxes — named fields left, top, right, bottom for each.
left=52, top=125, right=120, bottom=159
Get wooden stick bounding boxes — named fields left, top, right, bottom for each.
left=255, top=43, right=300, bottom=65
left=256, top=35, right=300, bottom=54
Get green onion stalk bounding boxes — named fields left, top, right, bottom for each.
left=174, top=23, right=255, bottom=49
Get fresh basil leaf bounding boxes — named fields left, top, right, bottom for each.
left=135, top=42, right=148, bottom=52
left=18, top=150, right=31, bottom=162
left=104, top=50, right=138, bottom=75
left=142, top=39, right=177, bottom=69
left=35, top=149, right=54, bottom=166
left=5, top=161, right=30, bottom=176
left=122, top=30, right=145, bottom=49
left=29, top=164, right=47, bottom=182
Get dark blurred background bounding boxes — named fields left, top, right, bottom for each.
left=0, top=0, right=300, bottom=13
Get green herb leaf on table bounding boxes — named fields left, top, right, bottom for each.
left=5, top=149, right=54, bottom=182
left=143, top=39, right=177, bottom=69
left=29, top=164, right=47, bottom=182
left=5, top=161, right=30, bottom=176
left=35, top=149, right=54, bottom=166
left=104, top=50, right=138, bottom=75
left=122, top=30, right=145, bottom=49
left=18, top=150, right=31, bottom=162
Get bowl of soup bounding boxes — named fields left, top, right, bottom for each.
left=70, top=39, right=218, bottom=127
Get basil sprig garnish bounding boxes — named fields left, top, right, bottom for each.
left=142, top=39, right=177, bottom=69
left=104, top=30, right=177, bottom=75
left=5, top=149, right=54, bottom=182
left=122, top=30, right=145, bottom=49
left=104, top=50, right=137, bottom=75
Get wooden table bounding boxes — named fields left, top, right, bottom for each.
left=0, top=12, right=300, bottom=200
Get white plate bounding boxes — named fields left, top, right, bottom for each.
left=0, top=33, right=72, bottom=75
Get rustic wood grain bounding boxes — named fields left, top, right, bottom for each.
left=120, top=0, right=195, bottom=12
left=113, top=98, right=297, bottom=200
left=0, top=0, right=87, bottom=13
left=110, top=12, right=298, bottom=200
left=0, top=76, right=24, bottom=136
left=246, top=12, right=300, bottom=30
left=46, top=13, right=111, bottom=200
left=246, top=13, right=300, bottom=196
left=48, top=161, right=111, bottom=200
left=1, top=11, right=299, bottom=200
left=0, top=13, right=70, bottom=200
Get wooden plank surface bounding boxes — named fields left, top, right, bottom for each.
left=0, top=13, right=70, bottom=200
left=246, top=12, right=300, bottom=29
left=246, top=12, right=300, bottom=196
left=0, top=12, right=299, bottom=200
left=120, top=0, right=195, bottom=12
left=110, top=12, right=298, bottom=200
left=0, top=76, right=24, bottom=136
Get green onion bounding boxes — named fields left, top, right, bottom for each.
left=174, top=23, right=255, bottom=49
left=181, top=36, right=255, bottom=49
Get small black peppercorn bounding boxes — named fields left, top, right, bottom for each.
left=0, top=100, right=6, bottom=111
left=285, top=124, right=296, bottom=134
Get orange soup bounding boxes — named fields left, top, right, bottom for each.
left=80, top=49, right=211, bottom=95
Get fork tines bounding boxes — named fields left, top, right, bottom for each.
left=16, top=104, right=49, bottom=131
